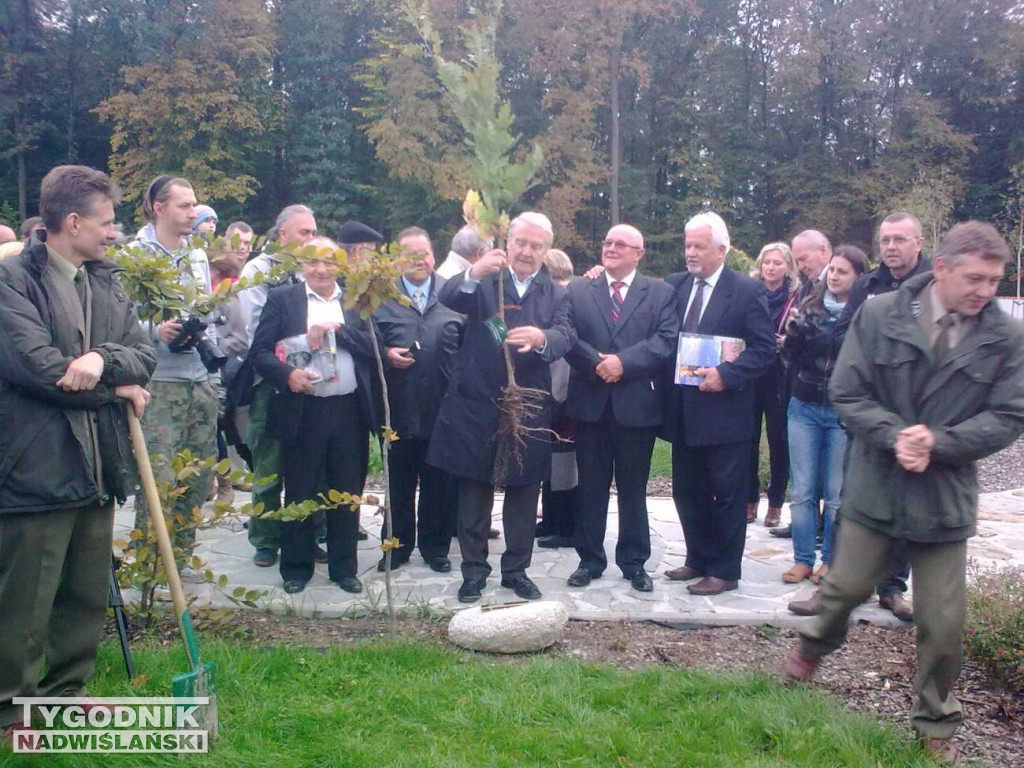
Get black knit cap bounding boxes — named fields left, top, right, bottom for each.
left=336, top=221, right=383, bottom=245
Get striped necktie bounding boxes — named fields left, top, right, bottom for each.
left=610, top=281, right=625, bottom=324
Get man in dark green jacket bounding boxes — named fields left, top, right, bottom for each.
left=0, top=166, right=156, bottom=744
left=786, top=221, right=1024, bottom=765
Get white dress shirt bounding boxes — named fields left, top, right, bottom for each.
left=683, top=262, right=725, bottom=326
left=306, top=283, right=357, bottom=397
left=606, top=269, right=637, bottom=302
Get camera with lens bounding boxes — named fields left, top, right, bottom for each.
left=167, top=315, right=227, bottom=373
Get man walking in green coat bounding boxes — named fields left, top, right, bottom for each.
left=785, top=221, right=1024, bottom=764
left=0, top=166, right=156, bottom=746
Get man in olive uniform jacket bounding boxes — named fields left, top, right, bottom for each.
left=0, top=166, right=156, bottom=744
left=785, top=221, right=1024, bottom=765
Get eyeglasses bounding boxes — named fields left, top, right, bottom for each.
left=879, top=235, right=915, bottom=246
left=602, top=239, right=642, bottom=250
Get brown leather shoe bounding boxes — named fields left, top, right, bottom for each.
left=783, top=647, right=818, bottom=682
left=782, top=564, right=813, bottom=583
left=764, top=506, right=782, bottom=527
left=746, top=502, right=757, bottom=523
left=921, top=737, right=960, bottom=765
left=665, top=565, right=703, bottom=581
left=788, top=589, right=822, bottom=616
left=686, top=576, right=738, bottom=595
left=879, top=592, right=914, bottom=622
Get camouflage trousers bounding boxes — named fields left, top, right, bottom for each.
left=133, top=379, right=219, bottom=560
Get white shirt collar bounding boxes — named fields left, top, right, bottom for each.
left=817, top=263, right=829, bottom=282
left=605, top=269, right=637, bottom=288
left=696, top=262, right=725, bottom=288
left=306, top=282, right=342, bottom=303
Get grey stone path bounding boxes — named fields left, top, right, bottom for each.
left=115, top=488, right=1024, bottom=628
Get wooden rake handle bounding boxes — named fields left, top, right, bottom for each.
left=126, top=406, right=194, bottom=662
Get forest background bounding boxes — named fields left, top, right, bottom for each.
left=2, top=0, right=1022, bottom=284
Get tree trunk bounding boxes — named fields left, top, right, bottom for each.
left=368, top=319, right=395, bottom=621
left=16, top=137, right=26, bottom=221
left=609, top=44, right=621, bottom=226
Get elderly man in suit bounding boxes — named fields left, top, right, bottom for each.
left=427, top=212, right=576, bottom=603
left=249, top=236, right=377, bottom=595
left=663, top=212, right=776, bottom=595
left=375, top=227, right=464, bottom=573
left=563, top=224, right=679, bottom=592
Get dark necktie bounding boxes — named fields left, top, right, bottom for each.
left=682, top=279, right=706, bottom=333
left=933, top=313, right=955, bottom=368
left=610, top=281, right=625, bottom=324
left=73, top=269, right=87, bottom=308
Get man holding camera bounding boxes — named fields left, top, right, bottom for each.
left=129, top=175, right=220, bottom=575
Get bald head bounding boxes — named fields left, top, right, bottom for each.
left=791, top=229, right=832, bottom=281
left=0, top=225, right=15, bottom=245
left=602, top=223, right=646, bottom=279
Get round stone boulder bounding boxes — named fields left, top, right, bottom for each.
left=448, top=600, right=569, bottom=653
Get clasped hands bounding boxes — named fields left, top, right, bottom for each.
left=55, top=351, right=150, bottom=416
left=895, top=424, right=935, bottom=473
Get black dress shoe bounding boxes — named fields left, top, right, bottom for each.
left=770, top=525, right=792, bottom=539
left=282, top=580, right=306, bottom=594
left=334, top=575, right=363, bottom=594
left=538, top=535, right=575, bottom=549
left=426, top=556, right=452, bottom=573
left=314, top=545, right=328, bottom=564
left=253, top=548, right=277, bottom=568
left=500, top=575, right=541, bottom=600
left=377, top=556, right=408, bottom=572
left=357, top=526, right=369, bottom=541
left=627, top=571, right=654, bottom=592
left=458, top=578, right=485, bottom=603
left=567, top=567, right=599, bottom=587
left=488, top=528, right=501, bottom=540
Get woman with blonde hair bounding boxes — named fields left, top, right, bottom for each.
left=747, top=242, right=800, bottom=527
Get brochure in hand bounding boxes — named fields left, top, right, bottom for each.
left=674, top=332, right=745, bottom=386
left=275, top=330, right=339, bottom=385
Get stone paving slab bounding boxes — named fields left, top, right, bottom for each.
left=115, top=488, right=1024, bottom=628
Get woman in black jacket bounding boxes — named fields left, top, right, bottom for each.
left=747, top=242, right=801, bottom=527
left=781, top=244, right=869, bottom=585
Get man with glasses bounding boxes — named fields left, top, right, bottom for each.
left=563, top=225, right=678, bottom=592
left=790, top=211, right=930, bottom=620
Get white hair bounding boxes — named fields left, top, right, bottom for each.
left=508, top=211, right=554, bottom=245
left=685, top=212, right=730, bottom=255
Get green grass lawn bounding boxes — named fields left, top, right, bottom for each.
left=2, top=640, right=936, bottom=767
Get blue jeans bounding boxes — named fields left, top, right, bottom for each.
left=787, top=397, right=846, bottom=568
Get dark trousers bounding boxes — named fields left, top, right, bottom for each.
left=672, top=440, right=750, bottom=581
left=0, top=502, right=114, bottom=728
left=574, top=410, right=656, bottom=577
left=280, top=394, right=364, bottom=583
left=748, top=372, right=789, bottom=507
left=381, top=438, right=453, bottom=562
left=457, top=478, right=540, bottom=581
left=541, top=480, right=578, bottom=538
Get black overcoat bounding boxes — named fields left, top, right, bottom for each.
left=426, top=267, right=576, bottom=486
